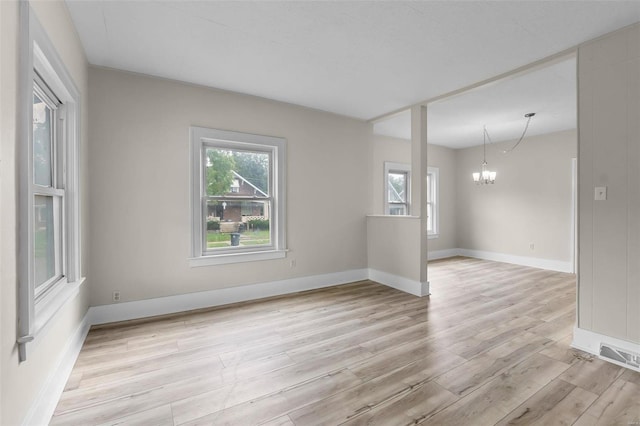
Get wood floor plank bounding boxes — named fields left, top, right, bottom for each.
left=349, top=339, right=464, bottom=383
left=434, top=333, right=554, bottom=396
left=289, top=349, right=463, bottom=425
left=78, top=344, right=242, bottom=388
left=95, top=404, right=174, bottom=426
left=169, top=345, right=372, bottom=426
left=621, top=368, right=640, bottom=386
left=173, top=368, right=361, bottom=425
left=528, top=310, right=577, bottom=342
left=558, top=356, right=624, bottom=395
left=56, top=354, right=225, bottom=414
left=285, top=315, right=414, bottom=362
left=538, top=334, right=595, bottom=366
left=51, top=373, right=236, bottom=425
left=52, top=257, right=638, bottom=426
left=575, top=378, right=640, bottom=425
left=446, top=315, right=545, bottom=360
left=258, top=415, right=295, bottom=426
left=73, top=341, right=180, bottom=371
left=426, top=354, right=571, bottom=425
left=339, top=380, right=458, bottom=426
left=495, top=379, right=598, bottom=425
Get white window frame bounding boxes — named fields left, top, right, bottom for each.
left=427, top=166, right=439, bottom=238
left=32, top=74, right=65, bottom=299
left=384, top=162, right=411, bottom=215
left=189, top=126, right=287, bottom=266
left=17, top=3, right=84, bottom=362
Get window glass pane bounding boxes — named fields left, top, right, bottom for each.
left=206, top=200, right=270, bottom=249
left=205, top=148, right=269, bottom=197
left=388, top=172, right=406, bottom=202
left=33, top=92, right=53, bottom=187
left=389, top=205, right=407, bottom=216
left=33, top=195, right=56, bottom=288
left=427, top=203, right=433, bottom=232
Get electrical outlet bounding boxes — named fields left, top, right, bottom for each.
left=113, top=291, right=121, bottom=302
left=529, top=243, right=535, bottom=251
left=290, top=259, right=296, bottom=268
left=595, top=186, right=607, bottom=201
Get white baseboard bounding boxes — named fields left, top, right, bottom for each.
left=427, top=248, right=572, bottom=273
left=23, top=311, right=91, bottom=426
left=456, top=248, right=573, bottom=273
left=368, top=269, right=429, bottom=297
left=89, top=268, right=369, bottom=325
left=572, top=326, right=640, bottom=371
left=572, top=326, right=640, bottom=355
left=428, top=249, right=460, bottom=260
left=88, top=267, right=435, bottom=327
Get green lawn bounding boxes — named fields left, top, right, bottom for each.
left=207, top=230, right=270, bottom=248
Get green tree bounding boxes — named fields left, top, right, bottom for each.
left=388, top=173, right=406, bottom=201
left=232, top=151, right=269, bottom=193
left=206, top=149, right=236, bottom=196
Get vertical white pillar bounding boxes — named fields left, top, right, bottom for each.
left=411, top=105, right=429, bottom=292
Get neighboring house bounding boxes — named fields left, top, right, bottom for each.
left=208, top=171, right=270, bottom=223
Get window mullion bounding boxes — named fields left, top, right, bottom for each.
left=204, top=196, right=272, bottom=201
left=32, top=186, right=64, bottom=197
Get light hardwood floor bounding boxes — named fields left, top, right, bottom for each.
left=52, top=257, right=640, bottom=425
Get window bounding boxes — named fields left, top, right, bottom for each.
left=190, top=127, right=286, bottom=266
left=427, top=167, right=439, bottom=237
left=32, top=75, right=64, bottom=298
left=384, top=162, right=411, bottom=215
left=18, top=3, right=83, bottom=361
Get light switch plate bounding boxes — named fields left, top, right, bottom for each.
left=595, top=186, right=607, bottom=201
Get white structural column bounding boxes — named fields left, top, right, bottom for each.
left=365, top=105, right=429, bottom=297
left=411, top=105, right=429, bottom=290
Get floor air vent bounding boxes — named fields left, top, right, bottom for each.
left=599, top=343, right=640, bottom=372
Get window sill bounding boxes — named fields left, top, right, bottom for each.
left=428, top=233, right=439, bottom=240
left=190, top=249, right=287, bottom=267
left=31, top=277, right=86, bottom=350
left=367, top=214, right=420, bottom=219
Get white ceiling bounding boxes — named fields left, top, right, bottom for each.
left=66, top=1, right=640, bottom=123
left=374, top=57, right=577, bottom=148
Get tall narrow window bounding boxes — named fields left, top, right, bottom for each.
left=18, top=3, right=83, bottom=361
left=427, top=167, right=439, bottom=237
left=384, top=162, right=411, bottom=215
left=190, top=127, right=286, bottom=266
left=32, top=77, right=64, bottom=299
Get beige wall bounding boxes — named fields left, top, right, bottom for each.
left=88, top=67, right=371, bottom=306
left=370, top=135, right=457, bottom=252
left=456, top=130, right=577, bottom=262
left=578, top=23, right=640, bottom=343
left=0, top=1, right=90, bottom=425
left=367, top=216, right=422, bottom=280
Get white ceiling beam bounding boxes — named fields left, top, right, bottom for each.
left=368, top=47, right=577, bottom=124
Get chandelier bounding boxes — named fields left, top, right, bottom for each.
left=472, top=127, right=496, bottom=184
left=472, top=113, right=536, bottom=185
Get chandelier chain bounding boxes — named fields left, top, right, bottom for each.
left=485, top=113, right=535, bottom=154
left=473, top=113, right=534, bottom=185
